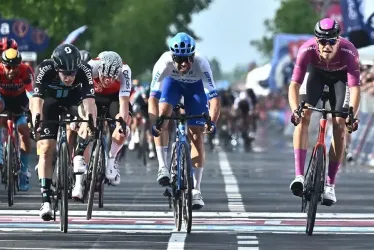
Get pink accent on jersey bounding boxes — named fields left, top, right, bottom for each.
left=291, top=37, right=360, bottom=87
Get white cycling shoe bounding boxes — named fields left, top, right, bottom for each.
left=192, top=189, right=204, bottom=210
left=40, top=202, right=53, bottom=221
left=322, top=185, right=337, bottom=206
left=290, top=175, right=304, bottom=197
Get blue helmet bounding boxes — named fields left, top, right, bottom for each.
left=168, top=32, right=196, bottom=56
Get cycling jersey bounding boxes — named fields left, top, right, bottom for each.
left=150, top=51, right=218, bottom=99
left=0, top=63, right=33, bottom=97
left=89, top=58, right=132, bottom=97
left=33, top=59, right=95, bottom=100
left=291, top=37, right=360, bottom=87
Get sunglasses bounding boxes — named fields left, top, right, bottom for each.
left=318, top=38, right=338, bottom=46
left=3, top=64, right=19, bottom=70
left=58, top=70, right=77, bottom=76
left=173, top=55, right=194, bottom=64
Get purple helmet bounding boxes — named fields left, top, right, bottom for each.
left=314, top=18, right=340, bottom=39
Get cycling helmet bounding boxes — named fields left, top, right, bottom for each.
left=314, top=18, right=341, bottom=39
left=79, top=50, right=91, bottom=63
left=1, top=48, right=22, bottom=66
left=51, top=43, right=81, bottom=71
left=97, top=51, right=122, bottom=78
left=0, top=38, right=18, bottom=53
left=168, top=32, right=196, bottom=56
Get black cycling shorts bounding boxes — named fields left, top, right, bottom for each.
left=299, top=65, right=349, bottom=118
left=95, top=93, right=132, bottom=134
left=38, top=90, right=82, bottom=140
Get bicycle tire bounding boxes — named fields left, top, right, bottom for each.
left=306, top=145, right=324, bottom=236
left=181, top=143, right=193, bottom=233
left=6, top=135, right=13, bottom=207
left=60, top=142, right=69, bottom=233
left=98, top=141, right=106, bottom=208
left=86, top=139, right=101, bottom=220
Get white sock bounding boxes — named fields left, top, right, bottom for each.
left=156, top=146, right=168, bottom=170
left=109, top=141, right=123, bottom=158
left=193, top=167, right=203, bottom=191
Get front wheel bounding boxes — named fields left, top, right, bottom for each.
left=6, top=135, right=14, bottom=207
left=305, top=145, right=324, bottom=236
left=181, top=143, right=193, bottom=233
left=86, top=140, right=101, bottom=220
left=59, top=142, right=69, bottom=233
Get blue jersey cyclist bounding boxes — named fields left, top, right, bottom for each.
left=149, top=32, right=220, bottom=210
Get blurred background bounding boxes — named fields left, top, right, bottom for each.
left=1, top=0, right=374, bottom=164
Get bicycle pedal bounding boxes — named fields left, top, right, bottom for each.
left=321, top=199, right=333, bottom=207
left=163, top=187, right=173, bottom=197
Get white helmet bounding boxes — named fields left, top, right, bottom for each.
left=97, top=51, right=122, bottom=79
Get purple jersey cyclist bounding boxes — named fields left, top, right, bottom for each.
left=288, top=18, right=360, bottom=206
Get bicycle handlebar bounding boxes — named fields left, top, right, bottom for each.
left=295, top=100, right=356, bottom=133
left=97, top=116, right=127, bottom=134
left=155, top=103, right=212, bottom=132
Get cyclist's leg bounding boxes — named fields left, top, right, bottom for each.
left=37, top=97, right=59, bottom=220
left=323, top=78, right=349, bottom=204
left=181, top=80, right=208, bottom=209
left=290, top=66, right=325, bottom=195
left=10, top=93, right=32, bottom=191
left=154, top=77, right=180, bottom=185
left=105, top=98, right=131, bottom=185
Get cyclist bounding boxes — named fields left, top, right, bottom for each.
left=0, top=48, right=34, bottom=191
left=149, top=32, right=220, bottom=210
left=289, top=18, right=360, bottom=205
left=31, top=43, right=97, bottom=220
left=80, top=50, right=91, bottom=64
left=71, top=51, right=131, bottom=200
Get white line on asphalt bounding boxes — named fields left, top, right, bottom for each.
left=218, top=150, right=245, bottom=212
left=1, top=210, right=374, bottom=219
left=237, top=235, right=259, bottom=250
left=167, top=233, right=186, bottom=250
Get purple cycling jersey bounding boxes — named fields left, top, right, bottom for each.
left=291, top=37, right=360, bottom=87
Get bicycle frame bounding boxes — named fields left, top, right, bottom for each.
left=313, top=99, right=328, bottom=159
left=175, top=121, right=193, bottom=192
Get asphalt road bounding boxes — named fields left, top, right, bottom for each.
left=0, top=128, right=374, bottom=250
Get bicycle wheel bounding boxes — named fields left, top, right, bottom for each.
left=98, top=142, right=106, bottom=208
left=180, top=143, right=193, bottom=233
left=305, top=145, right=325, bottom=236
left=86, top=139, right=101, bottom=220
left=59, top=142, right=69, bottom=233
left=6, top=135, right=14, bottom=207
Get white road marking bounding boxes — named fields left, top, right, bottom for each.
left=218, top=150, right=245, bottom=212
left=167, top=233, right=186, bottom=250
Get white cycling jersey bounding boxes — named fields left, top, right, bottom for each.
left=150, top=51, right=218, bottom=99
left=88, top=58, right=132, bottom=97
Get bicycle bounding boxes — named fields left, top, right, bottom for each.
left=85, top=106, right=126, bottom=220
left=34, top=107, right=94, bottom=233
left=154, top=103, right=212, bottom=233
left=293, top=86, right=355, bottom=236
left=0, top=110, right=28, bottom=207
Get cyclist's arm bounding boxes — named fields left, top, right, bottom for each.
left=345, top=47, right=361, bottom=117
left=288, top=44, right=311, bottom=112
left=149, top=54, right=168, bottom=124
left=79, top=63, right=97, bottom=125
left=198, top=56, right=220, bottom=123
left=31, top=62, right=51, bottom=124
left=118, top=64, right=132, bottom=122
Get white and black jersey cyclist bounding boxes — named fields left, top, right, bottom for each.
left=31, top=43, right=97, bottom=220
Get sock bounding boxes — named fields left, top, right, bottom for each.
left=327, top=161, right=340, bottom=185
left=294, top=149, right=307, bottom=176
left=193, top=167, right=203, bottom=191
left=74, top=136, right=90, bottom=157
left=109, top=141, right=123, bottom=158
left=40, top=178, right=52, bottom=203
left=156, top=146, right=168, bottom=170
left=20, top=150, right=29, bottom=172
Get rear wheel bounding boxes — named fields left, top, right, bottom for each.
left=305, top=146, right=324, bottom=236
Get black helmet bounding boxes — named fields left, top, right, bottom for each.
left=51, top=44, right=81, bottom=71
left=80, top=50, right=91, bottom=63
